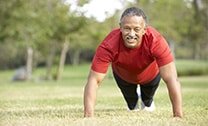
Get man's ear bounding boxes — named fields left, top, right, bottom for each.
left=119, top=22, right=122, bottom=28
left=142, top=28, right=146, bottom=35
left=142, top=25, right=147, bottom=35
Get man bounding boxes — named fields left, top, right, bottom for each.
left=84, top=7, right=183, bottom=118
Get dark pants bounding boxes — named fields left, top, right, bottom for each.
left=113, top=72, right=161, bottom=110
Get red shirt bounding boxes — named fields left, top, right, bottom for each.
left=91, top=26, right=173, bottom=84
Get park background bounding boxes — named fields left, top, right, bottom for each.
left=0, top=0, right=208, bottom=126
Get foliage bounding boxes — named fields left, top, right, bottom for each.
left=176, top=60, right=208, bottom=76
left=133, top=0, right=208, bottom=59
left=0, top=0, right=90, bottom=69
left=0, top=42, right=26, bottom=69
left=0, top=0, right=207, bottom=70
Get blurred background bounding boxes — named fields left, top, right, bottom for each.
left=0, top=0, right=207, bottom=81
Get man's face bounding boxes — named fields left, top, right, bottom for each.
left=120, top=15, right=146, bottom=49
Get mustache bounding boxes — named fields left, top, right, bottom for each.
left=126, top=35, right=138, bottom=40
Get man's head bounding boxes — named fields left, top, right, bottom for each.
left=120, top=7, right=147, bottom=49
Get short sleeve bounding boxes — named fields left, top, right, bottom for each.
left=150, top=35, right=174, bottom=67
left=91, top=44, right=113, bottom=73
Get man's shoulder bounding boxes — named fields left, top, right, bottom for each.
left=145, top=26, right=161, bottom=36
left=144, top=26, right=163, bottom=44
left=100, top=28, right=121, bottom=49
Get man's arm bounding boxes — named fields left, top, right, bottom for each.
left=84, top=70, right=106, bottom=117
left=159, top=62, right=183, bottom=118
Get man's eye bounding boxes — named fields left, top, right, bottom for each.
left=123, top=28, right=130, bottom=32
left=135, top=28, right=141, bottom=32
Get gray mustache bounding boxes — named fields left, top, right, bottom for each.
left=126, top=36, right=137, bottom=40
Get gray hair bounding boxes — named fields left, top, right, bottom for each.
left=120, top=7, right=147, bottom=23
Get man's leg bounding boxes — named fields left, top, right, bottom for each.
left=140, top=74, right=161, bottom=108
left=113, top=72, right=138, bottom=110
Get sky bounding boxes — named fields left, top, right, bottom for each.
left=65, top=0, right=134, bottom=22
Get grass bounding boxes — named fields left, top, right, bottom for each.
left=0, top=62, right=208, bottom=126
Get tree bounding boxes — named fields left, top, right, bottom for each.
left=132, top=0, right=207, bottom=60
left=0, top=0, right=91, bottom=80
left=189, top=0, right=208, bottom=59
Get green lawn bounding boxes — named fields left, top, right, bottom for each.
left=0, top=63, right=208, bottom=126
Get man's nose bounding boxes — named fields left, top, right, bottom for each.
left=129, top=29, right=136, bottom=36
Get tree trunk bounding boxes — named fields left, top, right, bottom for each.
left=55, top=40, right=69, bottom=80
left=192, top=0, right=203, bottom=60
left=169, top=40, right=175, bottom=58
left=45, top=44, right=56, bottom=80
left=72, top=49, right=80, bottom=65
left=193, top=43, right=201, bottom=60
left=26, top=47, right=33, bottom=80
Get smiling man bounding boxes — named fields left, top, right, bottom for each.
left=84, top=7, right=183, bottom=118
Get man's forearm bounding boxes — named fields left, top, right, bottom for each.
left=159, top=62, right=183, bottom=117
left=84, top=81, right=98, bottom=117
left=167, top=80, right=183, bottom=117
